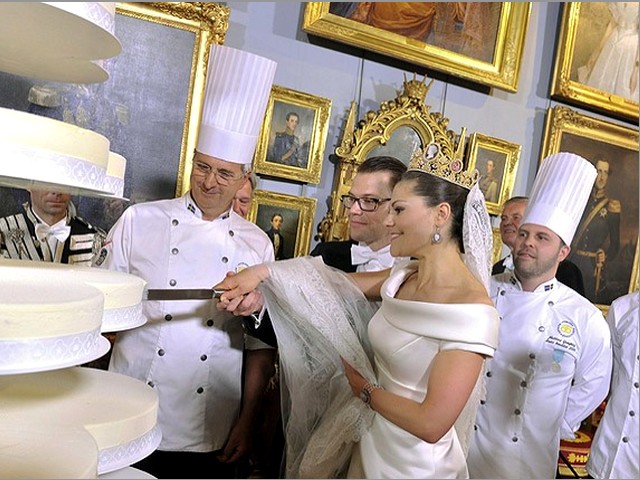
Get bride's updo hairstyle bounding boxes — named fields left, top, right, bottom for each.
left=402, top=171, right=468, bottom=251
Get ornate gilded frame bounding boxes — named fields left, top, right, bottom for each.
left=253, top=85, right=331, bottom=184
left=466, top=132, right=521, bottom=216
left=117, top=2, right=230, bottom=196
left=248, top=190, right=317, bottom=258
left=492, top=227, right=504, bottom=266
left=303, top=2, right=531, bottom=92
left=542, top=106, right=639, bottom=313
left=550, top=2, right=638, bottom=122
left=317, top=75, right=467, bottom=242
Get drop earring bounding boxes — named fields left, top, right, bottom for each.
left=432, top=225, right=441, bottom=244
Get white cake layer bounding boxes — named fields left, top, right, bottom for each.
left=0, top=367, right=160, bottom=463
left=0, top=424, right=98, bottom=479
left=0, top=275, right=103, bottom=339
left=0, top=3, right=121, bottom=83
left=0, top=107, right=109, bottom=169
left=0, top=259, right=146, bottom=332
left=107, top=152, right=126, bottom=178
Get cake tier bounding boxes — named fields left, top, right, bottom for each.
left=0, top=367, right=161, bottom=474
left=102, top=152, right=127, bottom=198
left=0, top=259, right=147, bottom=333
left=0, top=275, right=109, bottom=374
left=0, top=424, right=99, bottom=479
left=0, top=108, right=111, bottom=195
left=0, top=3, right=121, bottom=83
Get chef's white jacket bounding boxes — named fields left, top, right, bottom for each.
left=101, top=194, right=274, bottom=452
left=468, top=272, right=612, bottom=479
left=587, top=291, right=639, bottom=480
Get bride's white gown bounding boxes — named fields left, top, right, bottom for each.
left=347, top=262, right=500, bottom=479
left=261, top=257, right=499, bottom=479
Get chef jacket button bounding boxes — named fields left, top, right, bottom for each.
left=486, top=371, right=492, bottom=377
left=514, top=408, right=521, bottom=415
left=172, top=219, right=179, bottom=226
left=630, top=411, right=636, bottom=417
left=512, top=436, right=518, bottom=443
left=622, top=436, right=629, bottom=443
left=158, top=349, right=165, bottom=356
left=200, top=354, right=207, bottom=362
left=221, top=256, right=228, bottom=264
left=529, top=353, right=536, bottom=359
left=207, top=319, right=214, bottom=327
left=229, top=230, right=235, bottom=237
left=169, top=279, right=177, bottom=286
left=196, top=387, right=204, bottom=394
left=634, top=382, right=639, bottom=388
left=474, top=425, right=478, bottom=431
left=500, top=290, right=506, bottom=296
left=520, top=381, right=527, bottom=388
left=538, top=326, right=545, bottom=332
left=165, top=314, right=172, bottom=321
left=480, top=400, right=486, bottom=405
left=147, top=381, right=155, bottom=387
left=547, top=301, right=554, bottom=307
left=171, top=248, right=179, bottom=255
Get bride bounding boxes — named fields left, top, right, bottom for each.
left=215, top=146, right=500, bottom=479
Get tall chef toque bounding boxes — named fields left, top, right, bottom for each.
left=196, top=45, right=277, bottom=165
left=522, top=152, right=597, bottom=245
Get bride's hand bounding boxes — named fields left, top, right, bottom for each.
left=341, top=357, right=366, bottom=398
left=214, top=264, right=270, bottom=312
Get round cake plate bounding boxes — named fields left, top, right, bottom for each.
left=0, top=335, right=111, bottom=376
left=0, top=174, right=117, bottom=199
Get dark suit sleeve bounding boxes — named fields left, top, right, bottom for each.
left=557, top=260, right=585, bottom=297
left=492, top=259, right=506, bottom=276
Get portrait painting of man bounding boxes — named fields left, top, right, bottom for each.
left=559, top=133, right=638, bottom=305
left=266, top=101, right=315, bottom=170
left=255, top=204, right=301, bottom=261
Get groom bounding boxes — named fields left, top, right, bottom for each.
left=310, top=155, right=407, bottom=272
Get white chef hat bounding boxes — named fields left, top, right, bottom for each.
left=522, top=152, right=597, bottom=245
left=196, top=45, right=277, bottom=165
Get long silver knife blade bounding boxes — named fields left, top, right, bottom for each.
left=144, top=289, right=226, bottom=301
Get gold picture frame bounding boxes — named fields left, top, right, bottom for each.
left=541, top=105, right=639, bottom=312
left=492, top=227, right=504, bottom=266
left=550, top=2, right=638, bottom=122
left=253, top=85, right=331, bottom=184
left=248, top=190, right=317, bottom=258
left=466, top=132, right=522, bottom=216
left=303, top=2, right=531, bottom=92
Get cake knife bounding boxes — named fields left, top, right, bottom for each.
left=143, top=288, right=227, bottom=301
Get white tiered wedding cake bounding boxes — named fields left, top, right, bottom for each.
left=0, top=3, right=160, bottom=478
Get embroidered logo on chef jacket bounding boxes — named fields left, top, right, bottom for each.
left=557, top=320, right=575, bottom=337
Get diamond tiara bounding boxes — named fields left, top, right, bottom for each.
left=408, top=127, right=479, bottom=190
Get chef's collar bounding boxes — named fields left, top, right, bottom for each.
left=184, top=193, right=230, bottom=221
left=508, top=271, right=558, bottom=293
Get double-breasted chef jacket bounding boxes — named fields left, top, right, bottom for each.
left=100, top=193, right=274, bottom=452
left=468, top=271, right=613, bottom=479
left=587, top=292, right=639, bottom=479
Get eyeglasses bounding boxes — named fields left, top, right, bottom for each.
left=192, top=160, right=244, bottom=186
left=341, top=194, right=391, bottom=212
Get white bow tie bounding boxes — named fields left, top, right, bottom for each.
left=35, top=223, right=71, bottom=243
left=351, top=244, right=378, bottom=265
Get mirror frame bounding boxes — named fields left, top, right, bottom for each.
left=317, top=75, right=463, bottom=241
